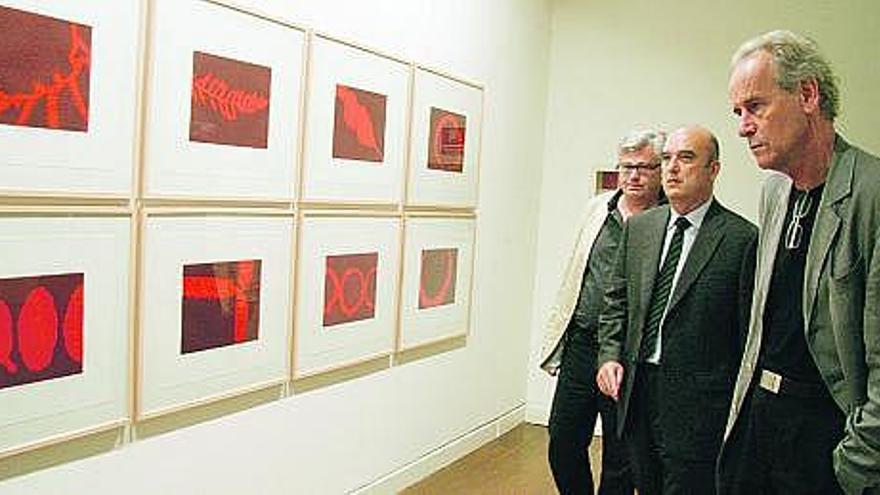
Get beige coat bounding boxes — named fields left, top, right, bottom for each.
left=538, top=190, right=617, bottom=375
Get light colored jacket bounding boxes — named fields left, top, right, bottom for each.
left=721, top=137, right=880, bottom=495
left=538, top=190, right=618, bottom=375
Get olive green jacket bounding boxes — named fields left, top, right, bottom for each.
left=721, top=137, right=880, bottom=495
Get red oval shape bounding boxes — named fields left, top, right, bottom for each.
left=63, top=283, right=84, bottom=364
left=18, top=286, right=59, bottom=372
left=338, top=268, right=366, bottom=317
left=0, top=299, right=17, bottom=374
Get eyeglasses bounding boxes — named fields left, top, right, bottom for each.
left=617, top=161, right=660, bottom=175
left=785, top=191, right=814, bottom=250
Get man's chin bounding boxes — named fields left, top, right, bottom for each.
left=753, top=156, right=780, bottom=171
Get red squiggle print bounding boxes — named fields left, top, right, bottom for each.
left=324, top=266, right=377, bottom=318
left=0, top=24, right=90, bottom=129
left=336, top=85, right=381, bottom=154
left=191, top=72, right=268, bottom=122
left=323, top=253, right=378, bottom=327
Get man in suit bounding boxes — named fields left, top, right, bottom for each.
left=719, top=30, right=880, bottom=495
left=597, top=125, right=757, bottom=494
left=540, top=128, right=666, bottom=495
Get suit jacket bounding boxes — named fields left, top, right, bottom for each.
left=598, top=199, right=757, bottom=460
left=539, top=190, right=619, bottom=374
left=721, top=137, right=880, bottom=495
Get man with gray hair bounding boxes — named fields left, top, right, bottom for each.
left=720, top=29, right=880, bottom=494
left=539, top=128, right=665, bottom=494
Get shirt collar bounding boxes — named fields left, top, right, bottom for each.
left=667, top=197, right=712, bottom=232
left=606, top=189, right=624, bottom=212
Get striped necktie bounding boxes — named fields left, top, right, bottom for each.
left=640, top=216, right=691, bottom=361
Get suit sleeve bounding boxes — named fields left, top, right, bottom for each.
left=597, top=221, right=629, bottom=365
left=834, top=228, right=880, bottom=494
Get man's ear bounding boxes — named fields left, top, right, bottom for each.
left=708, top=159, right=721, bottom=180
left=799, top=78, right=821, bottom=115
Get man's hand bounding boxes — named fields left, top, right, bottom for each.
left=597, top=361, right=624, bottom=401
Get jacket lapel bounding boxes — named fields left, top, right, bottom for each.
left=804, top=138, right=854, bottom=330
left=636, top=208, right=669, bottom=330
left=667, top=200, right=725, bottom=312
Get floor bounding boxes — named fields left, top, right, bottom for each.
left=400, top=423, right=601, bottom=494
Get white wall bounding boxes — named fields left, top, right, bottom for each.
left=527, top=0, right=880, bottom=425
left=0, top=0, right=551, bottom=493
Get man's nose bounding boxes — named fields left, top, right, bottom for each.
left=738, top=114, right=756, bottom=137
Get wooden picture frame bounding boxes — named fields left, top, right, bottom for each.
left=0, top=2, right=140, bottom=197
left=300, top=35, right=409, bottom=205
left=406, top=68, right=482, bottom=208
left=142, top=0, right=305, bottom=201
left=397, top=214, right=475, bottom=350
left=137, top=212, right=293, bottom=419
left=294, top=213, right=400, bottom=377
left=0, top=214, right=131, bottom=457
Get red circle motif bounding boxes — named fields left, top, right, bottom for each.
left=63, top=283, right=84, bottom=364
left=18, top=286, right=59, bottom=372
left=0, top=300, right=17, bottom=374
left=419, top=251, right=455, bottom=308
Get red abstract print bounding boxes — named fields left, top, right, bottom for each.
left=0, top=6, right=91, bottom=132
left=418, top=248, right=458, bottom=309
left=332, top=84, right=386, bottom=162
left=0, top=272, right=84, bottom=391
left=323, top=252, right=378, bottom=327
left=597, top=170, right=619, bottom=192
left=427, top=107, right=466, bottom=173
left=189, top=51, right=271, bottom=149
left=181, top=260, right=261, bottom=354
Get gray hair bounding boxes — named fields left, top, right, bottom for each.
left=618, top=128, right=666, bottom=157
left=731, top=30, right=839, bottom=120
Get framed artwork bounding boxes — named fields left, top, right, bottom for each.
left=398, top=215, right=476, bottom=350
left=595, top=169, right=619, bottom=194
left=142, top=0, right=304, bottom=200
left=300, top=35, right=409, bottom=204
left=294, top=214, right=400, bottom=377
left=0, top=215, right=130, bottom=457
left=139, top=213, right=293, bottom=418
left=406, top=68, right=482, bottom=208
left=0, top=2, right=140, bottom=196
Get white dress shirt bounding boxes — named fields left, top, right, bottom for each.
left=646, top=198, right=713, bottom=364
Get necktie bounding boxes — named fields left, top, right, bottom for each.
left=640, top=216, right=691, bottom=361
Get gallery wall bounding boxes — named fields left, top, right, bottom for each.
left=0, top=0, right=552, bottom=493
left=527, top=0, right=880, bottom=425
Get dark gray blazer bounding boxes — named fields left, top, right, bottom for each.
left=598, top=199, right=757, bottom=459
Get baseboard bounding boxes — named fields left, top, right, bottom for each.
left=525, top=403, right=549, bottom=426
left=353, top=404, right=526, bottom=494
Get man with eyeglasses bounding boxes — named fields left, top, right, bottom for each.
left=719, top=30, right=880, bottom=495
left=596, top=126, right=756, bottom=494
left=539, top=128, right=665, bottom=495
